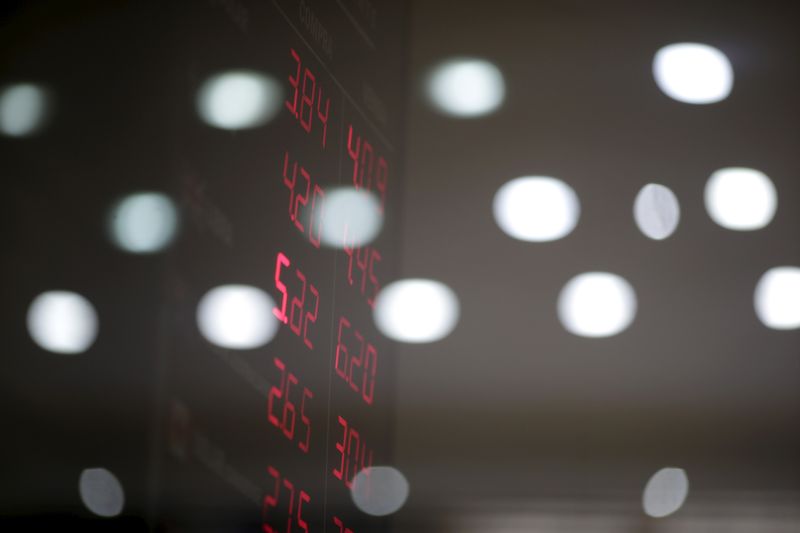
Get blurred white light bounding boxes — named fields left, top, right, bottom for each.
left=79, top=467, right=125, bottom=518
left=320, top=187, right=383, bottom=248
left=558, top=272, right=637, bottom=338
left=109, top=192, right=178, bottom=253
left=704, top=167, right=776, bottom=231
left=642, top=467, right=689, bottom=518
left=27, top=291, right=98, bottom=354
left=374, top=279, right=459, bottom=343
left=197, top=285, right=279, bottom=349
left=0, top=83, right=48, bottom=137
left=493, top=176, right=580, bottom=242
left=351, top=466, right=409, bottom=517
left=196, top=70, right=282, bottom=130
left=653, top=43, right=733, bottom=104
left=633, top=183, right=680, bottom=240
left=426, top=59, right=505, bottom=117
left=754, top=267, right=800, bottom=330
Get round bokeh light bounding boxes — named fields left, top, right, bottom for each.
left=196, top=70, right=283, bottom=130
left=0, top=83, right=49, bottom=137
left=633, top=183, right=680, bottom=240
left=351, top=466, right=409, bottom=517
left=109, top=192, right=179, bottom=254
left=426, top=58, right=505, bottom=118
left=754, top=266, right=800, bottom=330
left=493, top=176, right=580, bottom=242
left=558, top=272, right=637, bottom=338
left=373, top=279, right=459, bottom=343
left=704, top=167, right=777, bottom=231
left=27, top=291, right=99, bottom=354
left=653, top=43, right=733, bottom=104
left=78, top=467, right=125, bottom=518
left=320, top=187, right=383, bottom=248
left=642, top=467, right=689, bottom=518
left=197, top=285, right=280, bottom=349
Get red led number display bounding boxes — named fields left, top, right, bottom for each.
left=332, top=517, right=354, bottom=533
left=346, top=124, right=388, bottom=211
left=273, top=252, right=320, bottom=350
left=262, top=466, right=311, bottom=533
left=267, top=357, right=313, bottom=453
left=335, top=316, right=378, bottom=405
left=332, top=416, right=373, bottom=489
left=283, top=151, right=324, bottom=248
left=343, top=243, right=380, bottom=309
left=286, top=48, right=330, bottom=148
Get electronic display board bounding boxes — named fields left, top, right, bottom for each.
left=1, top=1, right=408, bottom=530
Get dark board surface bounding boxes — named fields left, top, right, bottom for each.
left=0, top=1, right=408, bottom=530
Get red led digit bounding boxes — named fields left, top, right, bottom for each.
left=299, top=387, right=312, bottom=453
left=356, top=245, right=369, bottom=292
left=359, top=141, right=374, bottom=190
left=316, top=86, right=330, bottom=148
left=332, top=417, right=374, bottom=489
left=282, top=373, right=298, bottom=439
left=273, top=252, right=320, bottom=350
left=294, top=167, right=310, bottom=233
left=308, top=184, right=324, bottom=248
left=344, top=237, right=355, bottom=286
left=272, top=253, right=290, bottom=324
left=262, top=466, right=281, bottom=533
left=345, top=427, right=360, bottom=488
left=299, top=68, right=315, bottom=132
left=333, top=517, right=354, bottom=533
left=297, top=491, right=310, bottom=533
left=284, top=152, right=327, bottom=247
left=262, top=468, right=312, bottom=533
left=267, top=358, right=285, bottom=428
left=269, top=358, right=313, bottom=451
left=285, top=49, right=301, bottom=116
left=347, top=125, right=360, bottom=188
left=335, top=316, right=378, bottom=405
left=282, top=151, right=297, bottom=220
left=289, top=269, right=306, bottom=335
left=283, top=477, right=295, bottom=533
left=332, top=416, right=347, bottom=480
left=361, top=445, right=374, bottom=479
left=367, top=248, right=381, bottom=308
left=303, top=284, right=318, bottom=350
left=349, top=331, right=364, bottom=394
left=334, top=316, right=350, bottom=379
left=362, top=344, right=377, bottom=405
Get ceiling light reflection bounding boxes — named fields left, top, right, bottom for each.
left=426, top=59, right=505, bottom=117
left=196, top=70, right=283, bottom=130
left=493, top=176, right=580, bottom=242
left=653, top=43, right=733, bottom=104
left=633, top=183, right=680, bottom=240
left=704, top=167, right=777, bottom=231
left=373, top=279, right=459, bottom=343
left=78, top=467, right=125, bottom=518
left=351, top=466, right=409, bottom=517
left=27, top=291, right=99, bottom=354
left=109, top=192, right=179, bottom=253
left=558, top=272, right=637, bottom=338
left=642, top=467, right=689, bottom=518
left=319, top=187, right=383, bottom=248
left=0, top=83, right=48, bottom=137
left=754, top=267, right=800, bottom=330
left=196, top=285, right=279, bottom=349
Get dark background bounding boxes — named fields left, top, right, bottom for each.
left=394, top=0, right=800, bottom=531
left=1, top=0, right=799, bottom=532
